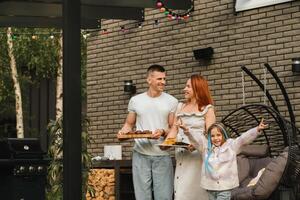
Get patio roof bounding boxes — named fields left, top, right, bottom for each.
left=0, top=0, right=192, bottom=28
left=0, top=1, right=193, bottom=199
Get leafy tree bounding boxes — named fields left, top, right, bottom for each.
left=0, top=31, right=15, bottom=137
left=0, top=30, right=14, bottom=118
left=0, top=27, right=61, bottom=137
left=12, top=28, right=60, bottom=81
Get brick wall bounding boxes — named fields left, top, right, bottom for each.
left=86, top=0, right=300, bottom=159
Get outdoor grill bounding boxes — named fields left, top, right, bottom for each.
left=0, top=138, right=49, bottom=200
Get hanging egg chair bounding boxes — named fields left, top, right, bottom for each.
left=221, top=64, right=300, bottom=200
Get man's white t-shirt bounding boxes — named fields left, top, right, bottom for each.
left=128, top=92, right=178, bottom=156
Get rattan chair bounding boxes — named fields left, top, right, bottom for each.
left=221, top=104, right=300, bottom=200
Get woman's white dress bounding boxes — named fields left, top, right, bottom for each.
left=173, top=104, right=212, bottom=200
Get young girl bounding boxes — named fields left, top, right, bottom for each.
left=179, top=119, right=268, bottom=200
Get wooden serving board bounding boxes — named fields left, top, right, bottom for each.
left=117, top=134, right=153, bottom=140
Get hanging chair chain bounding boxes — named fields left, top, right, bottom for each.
left=242, top=71, right=245, bottom=105
left=241, top=68, right=267, bottom=106
left=263, top=67, right=267, bottom=105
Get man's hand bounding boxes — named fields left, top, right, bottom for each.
left=152, top=129, right=165, bottom=139
left=118, top=128, right=130, bottom=135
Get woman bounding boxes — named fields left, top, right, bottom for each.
left=164, top=74, right=216, bottom=200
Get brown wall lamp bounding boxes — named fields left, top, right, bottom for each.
left=292, top=58, right=300, bottom=73
left=124, top=80, right=136, bottom=94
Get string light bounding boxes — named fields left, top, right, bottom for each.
left=0, top=29, right=95, bottom=40
left=137, top=22, right=142, bottom=28
left=1, top=30, right=98, bottom=40
left=32, top=35, right=38, bottom=40
left=156, top=0, right=194, bottom=21
left=120, top=25, right=126, bottom=32
left=11, top=34, right=17, bottom=40
left=101, top=29, right=108, bottom=35
left=82, top=33, right=91, bottom=39
left=97, top=19, right=101, bottom=29
left=1, top=31, right=62, bottom=40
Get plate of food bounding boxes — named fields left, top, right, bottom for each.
left=156, top=138, right=189, bottom=148
left=117, top=130, right=153, bottom=140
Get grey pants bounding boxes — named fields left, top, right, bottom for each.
left=132, top=151, right=174, bottom=200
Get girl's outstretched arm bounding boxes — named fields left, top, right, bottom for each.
left=232, top=118, right=268, bottom=153
left=257, top=118, right=268, bottom=132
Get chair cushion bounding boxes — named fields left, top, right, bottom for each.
left=231, top=186, right=254, bottom=199
left=248, top=157, right=271, bottom=178
left=253, top=150, right=288, bottom=199
left=237, top=155, right=250, bottom=183
left=247, top=168, right=265, bottom=187
left=239, top=144, right=269, bottom=157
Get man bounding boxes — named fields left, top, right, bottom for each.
left=118, top=64, right=178, bottom=200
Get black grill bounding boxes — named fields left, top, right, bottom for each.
left=0, top=138, right=49, bottom=200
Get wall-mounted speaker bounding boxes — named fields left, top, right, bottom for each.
left=193, top=47, right=214, bottom=60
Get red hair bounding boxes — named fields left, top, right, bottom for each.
left=190, top=74, right=214, bottom=111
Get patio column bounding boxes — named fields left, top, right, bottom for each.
left=63, top=0, right=82, bottom=199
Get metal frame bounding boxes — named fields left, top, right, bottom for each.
left=264, top=63, right=296, bottom=125
left=242, top=63, right=297, bottom=138
left=241, top=65, right=279, bottom=112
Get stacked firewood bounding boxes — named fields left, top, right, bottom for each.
left=86, top=169, right=115, bottom=200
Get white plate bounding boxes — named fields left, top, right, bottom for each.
left=156, top=143, right=189, bottom=148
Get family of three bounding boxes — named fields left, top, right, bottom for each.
left=118, top=64, right=267, bottom=200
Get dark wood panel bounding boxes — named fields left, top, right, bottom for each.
left=30, top=85, right=40, bottom=136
